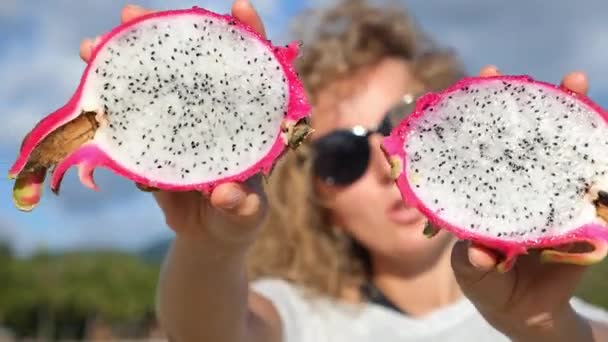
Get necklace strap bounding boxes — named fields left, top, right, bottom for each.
left=360, top=281, right=407, bottom=315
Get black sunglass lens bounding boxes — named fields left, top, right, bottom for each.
left=313, top=131, right=370, bottom=186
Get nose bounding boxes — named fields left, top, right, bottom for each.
left=368, top=135, right=394, bottom=186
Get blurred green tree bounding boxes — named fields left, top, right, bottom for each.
left=577, top=258, right=608, bottom=310
left=0, top=249, right=159, bottom=340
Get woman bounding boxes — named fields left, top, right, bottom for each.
left=80, top=0, right=608, bottom=341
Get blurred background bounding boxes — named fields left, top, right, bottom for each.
left=1, top=0, right=608, bottom=340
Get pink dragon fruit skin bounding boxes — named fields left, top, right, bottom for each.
left=9, top=7, right=312, bottom=211
left=382, top=75, right=608, bottom=271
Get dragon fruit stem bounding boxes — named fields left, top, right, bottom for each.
left=423, top=222, right=440, bottom=238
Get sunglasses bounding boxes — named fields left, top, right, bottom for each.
left=312, top=93, right=420, bottom=186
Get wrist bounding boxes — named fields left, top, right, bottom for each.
left=172, top=231, right=251, bottom=266
left=174, top=216, right=261, bottom=251
left=508, top=305, right=594, bottom=342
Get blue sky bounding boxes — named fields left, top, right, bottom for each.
left=1, top=0, right=608, bottom=256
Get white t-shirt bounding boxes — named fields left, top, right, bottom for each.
left=252, top=278, right=608, bottom=342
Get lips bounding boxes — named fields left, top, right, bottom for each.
left=387, top=199, right=424, bottom=225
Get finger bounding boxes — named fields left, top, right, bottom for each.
left=93, top=35, right=102, bottom=47
left=210, top=182, right=265, bottom=222
left=535, top=262, right=588, bottom=298
left=235, top=189, right=264, bottom=219
left=231, top=0, right=267, bottom=38
left=210, top=183, right=248, bottom=211
left=81, top=4, right=153, bottom=63
left=451, top=240, right=516, bottom=310
left=205, top=182, right=265, bottom=245
left=479, top=65, right=501, bottom=77
left=121, top=4, right=154, bottom=24
left=468, top=243, right=498, bottom=271
left=79, top=35, right=103, bottom=63
left=451, top=240, right=493, bottom=285
left=560, top=71, right=588, bottom=95
left=210, top=184, right=262, bottom=227
left=79, top=38, right=94, bottom=62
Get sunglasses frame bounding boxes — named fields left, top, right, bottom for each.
left=311, top=93, right=421, bottom=186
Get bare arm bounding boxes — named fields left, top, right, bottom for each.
left=156, top=231, right=281, bottom=342
left=151, top=175, right=281, bottom=342
left=79, top=3, right=284, bottom=340
left=451, top=69, right=608, bottom=342
left=150, top=175, right=280, bottom=342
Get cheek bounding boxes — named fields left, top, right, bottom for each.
left=331, top=175, right=387, bottom=230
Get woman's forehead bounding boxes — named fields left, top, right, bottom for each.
left=312, top=60, right=421, bottom=135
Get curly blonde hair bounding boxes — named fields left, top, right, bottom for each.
left=247, top=0, right=466, bottom=300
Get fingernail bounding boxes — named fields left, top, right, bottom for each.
left=466, top=242, right=482, bottom=268
left=223, top=189, right=243, bottom=209
left=469, top=255, right=481, bottom=269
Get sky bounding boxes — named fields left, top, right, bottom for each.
left=1, top=0, right=607, bottom=257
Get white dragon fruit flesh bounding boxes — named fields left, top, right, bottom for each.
left=382, top=75, right=608, bottom=270
left=9, top=6, right=311, bottom=211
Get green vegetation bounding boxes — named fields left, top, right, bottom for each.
left=576, top=259, right=608, bottom=309
left=0, top=241, right=160, bottom=340
left=1, top=237, right=607, bottom=340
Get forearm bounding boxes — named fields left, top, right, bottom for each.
left=156, top=235, right=260, bottom=342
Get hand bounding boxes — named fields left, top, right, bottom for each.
left=78, top=1, right=269, bottom=247
left=451, top=66, right=595, bottom=342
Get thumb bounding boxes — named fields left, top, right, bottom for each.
left=209, top=176, right=266, bottom=224
left=451, top=240, right=515, bottom=310
left=451, top=240, right=497, bottom=280
left=205, top=180, right=266, bottom=246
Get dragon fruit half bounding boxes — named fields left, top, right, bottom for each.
left=382, top=75, right=608, bottom=270
left=9, top=6, right=311, bottom=211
